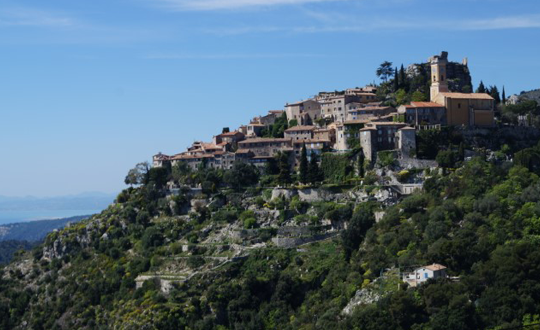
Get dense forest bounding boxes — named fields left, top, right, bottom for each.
left=3, top=137, right=540, bottom=329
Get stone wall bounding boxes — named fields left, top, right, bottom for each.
left=398, top=158, right=438, bottom=169
left=271, top=232, right=338, bottom=248
left=461, top=126, right=540, bottom=150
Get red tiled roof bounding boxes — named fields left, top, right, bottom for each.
left=292, top=139, right=330, bottom=144
left=172, top=154, right=214, bottom=160
left=285, top=125, right=316, bottom=132
left=348, top=106, right=392, bottom=112
left=153, top=153, right=170, bottom=160
left=406, top=102, right=445, bottom=108
left=286, top=99, right=313, bottom=106
left=344, top=119, right=370, bottom=125
left=218, top=131, right=244, bottom=137
left=441, top=93, right=494, bottom=100
left=368, top=121, right=407, bottom=127
left=239, top=138, right=291, bottom=144
left=424, top=264, right=447, bottom=271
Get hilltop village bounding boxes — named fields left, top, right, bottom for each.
left=4, top=51, right=540, bottom=330
left=153, top=52, right=496, bottom=172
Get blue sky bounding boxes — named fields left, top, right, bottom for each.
left=0, top=0, right=539, bottom=197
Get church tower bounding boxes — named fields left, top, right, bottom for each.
left=429, top=51, right=450, bottom=102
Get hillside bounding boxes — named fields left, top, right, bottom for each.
left=519, top=88, right=540, bottom=103
left=2, top=149, right=540, bottom=329
left=0, top=215, right=90, bottom=242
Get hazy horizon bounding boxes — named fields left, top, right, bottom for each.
left=1, top=0, right=540, bottom=197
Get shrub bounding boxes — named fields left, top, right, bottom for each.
left=243, top=218, right=257, bottom=229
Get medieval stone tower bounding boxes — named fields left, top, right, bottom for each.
left=429, top=51, right=450, bottom=102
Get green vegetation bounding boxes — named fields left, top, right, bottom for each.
left=3, top=151, right=540, bottom=329
left=320, top=152, right=356, bottom=183
left=261, top=113, right=289, bottom=138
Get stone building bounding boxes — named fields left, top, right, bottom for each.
left=246, top=122, right=265, bottom=137
left=429, top=52, right=495, bottom=127
left=251, top=110, right=285, bottom=127
left=237, top=138, right=293, bottom=157
left=171, top=154, right=215, bottom=171
left=320, top=94, right=377, bottom=123
left=359, top=122, right=415, bottom=160
left=284, top=125, right=316, bottom=141
left=333, top=120, right=370, bottom=151
left=213, top=131, right=245, bottom=148
left=347, top=103, right=395, bottom=121
left=396, top=127, right=417, bottom=158
left=313, top=128, right=336, bottom=145
left=153, top=152, right=171, bottom=167
left=292, top=139, right=331, bottom=165
left=397, top=102, right=446, bottom=126
left=402, top=264, right=448, bottom=287
left=284, top=99, right=321, bottom=125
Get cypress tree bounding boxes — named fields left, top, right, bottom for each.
left=299, top=144, right=309, bottom=183
left=399, top=64, right=406, bottom=89
left=308, top=153, right=323, bottom=184
left=502, top=86, right=506, bottom=104
left=277, top=152, right=292, bottom=185
left=393, top=67, right=399, bottom=92
left=358, top=152, right=365, bottom=178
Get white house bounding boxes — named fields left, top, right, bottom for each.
left=402, top=263, right=447, bottom=287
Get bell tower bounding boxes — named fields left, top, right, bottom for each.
left=429, top=51, right=450, bottom=102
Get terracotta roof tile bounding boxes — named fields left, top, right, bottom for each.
left=285, top=125, right=316, bottom=132
left=239, top=138, right=291, bottom=144
left=406, top=102, right=445, bottom=108
left=424, top=264, right=447, bottom=271
left=441, top=92, right=494, bottom=100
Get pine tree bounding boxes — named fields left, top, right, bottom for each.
left=277, top=152, right=291, bottom=185
left=476, top=81, right=486, bottom=94
left=502, top=86, right=506, bottom=104
left=308, top=153, right=323, bottom=184
left=490, top=86, right=501, bottom=104
left=393, top=67, right=399, bottom=92
left=299, top=144, right=309, bottom=184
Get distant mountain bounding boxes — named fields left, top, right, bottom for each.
left=0, top=192, right=116, bottom=211
left=0, top=215, right=89, bottom=242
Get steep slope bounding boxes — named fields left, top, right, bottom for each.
left=2, top=158, right=540, bottom=329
